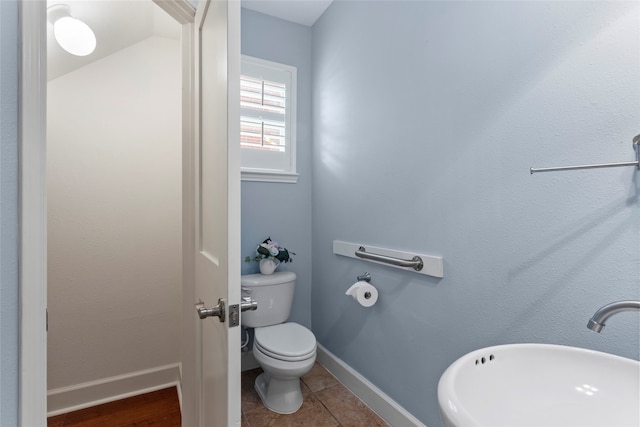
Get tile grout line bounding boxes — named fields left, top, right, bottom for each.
left=313, top=364, right=391, bottom=427
left=312, top=388, right=343, bottom=427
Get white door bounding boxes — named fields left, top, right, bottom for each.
left=192, top=0, right=241, bottom=426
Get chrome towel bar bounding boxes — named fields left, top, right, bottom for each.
left=530, top=134, right=639, bottom=174
left=355, top=246, right=424, bottom=271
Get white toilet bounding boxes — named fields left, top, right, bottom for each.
left=241, top=271, right=317, bottom=414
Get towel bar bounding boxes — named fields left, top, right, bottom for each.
left=530, top=134, right=639, bottom=174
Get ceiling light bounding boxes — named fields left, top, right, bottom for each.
left=48, top=4, right=96, bottom=57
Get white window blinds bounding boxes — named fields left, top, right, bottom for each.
left=240, top=56, right=297, bottom=182
left=240, top=75, right=286, bottom=152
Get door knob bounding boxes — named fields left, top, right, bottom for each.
left=196, top=299, right=225, bottom=322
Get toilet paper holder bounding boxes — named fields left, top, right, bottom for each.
left=357, top=272, right=371, bottom=282
left=356, top=272, right=372, bottom=298
left=347, top=273, right=378, bottom=306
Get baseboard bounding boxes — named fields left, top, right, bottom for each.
left=47, top=363, right=182, bottom=417
left=316, top=344, right=427, bottom=427
left=241, top=349, right=260, bottom=371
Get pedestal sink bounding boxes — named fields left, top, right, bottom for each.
left=438, top=344, right=640, bottom=427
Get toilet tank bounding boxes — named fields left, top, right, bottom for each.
left=241, top=271, right=296, bottom=328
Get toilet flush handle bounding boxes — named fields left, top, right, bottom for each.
left=241, top=296, right=258, bottom=312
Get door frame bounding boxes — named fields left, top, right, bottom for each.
left=19, top=1, right=195, bottom=425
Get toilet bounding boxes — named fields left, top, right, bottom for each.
left=241, top=271, right=317, bottom=414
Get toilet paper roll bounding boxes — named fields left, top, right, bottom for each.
left=345, top=281, right=378, bottom=307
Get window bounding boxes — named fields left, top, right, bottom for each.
left=241, top=56, right=298, bottom=183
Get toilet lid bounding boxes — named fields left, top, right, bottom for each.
left=254, top=322, right=316, bottom=361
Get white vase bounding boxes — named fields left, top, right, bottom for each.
left=259, top=258, right=280, bottom=275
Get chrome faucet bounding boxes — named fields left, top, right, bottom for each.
left=587, top=300, right=640, bottom=333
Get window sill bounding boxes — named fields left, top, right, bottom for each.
left=241, top=169, right=299, bottom=184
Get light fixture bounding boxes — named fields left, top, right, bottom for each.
left=48, top=4, right=96, bottom=57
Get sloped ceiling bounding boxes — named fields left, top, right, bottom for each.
left=47, top=0, right=180, bottom=81
left=242, top=0, right=332, bottom=26
left=47, top=0, right=331, bottom=81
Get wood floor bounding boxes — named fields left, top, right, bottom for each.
left=47, top=387, right=181, bottom=427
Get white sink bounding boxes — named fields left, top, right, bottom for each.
left=438, top=343, right=640, bottom=427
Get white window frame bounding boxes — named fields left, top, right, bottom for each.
left=240, top=55, right=298, bottom=183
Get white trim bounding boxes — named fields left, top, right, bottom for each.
left=47, top=364, right=182, bottom=417
left=316, top=344, right=427, bottom=427
left=153, top=0, right=196, bottom=24
left=241, top=169, right=300, bottom=183
left=19, top=1, right=48, bottom=426
left=176, top=365, right=184, bottom=412
left=180, top=13, right=197, bottom=427
left=227, top=2, right=243, bottom=424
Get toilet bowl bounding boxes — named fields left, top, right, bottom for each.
left=241, top=272, right=317, bottom=414
left=252, top=322, right=316, bottom=414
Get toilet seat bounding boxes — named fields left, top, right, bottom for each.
left=254, top=322, right=316, bottom=362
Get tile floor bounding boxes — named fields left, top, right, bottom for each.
left=241, top=363, right=389, bottom=427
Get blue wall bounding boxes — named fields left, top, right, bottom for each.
left=241, top=9, right=313, bottom=328
left=311, top=2, right=639, bottom=426
left=0, top=1, right=19, bottom=425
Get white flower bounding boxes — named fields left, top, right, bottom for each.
left=259, top=242, right=280, bottom=257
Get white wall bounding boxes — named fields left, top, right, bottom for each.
left=47, top=36, right=182, bottom=393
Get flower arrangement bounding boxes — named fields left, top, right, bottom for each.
left=245, top=237, right=294, bottom=264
